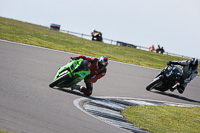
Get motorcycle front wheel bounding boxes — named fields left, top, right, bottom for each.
left=146, top=76, right=163, bottom=91
left=49, top=73, right=71, bottom=88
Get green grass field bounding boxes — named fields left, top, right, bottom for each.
left=122, top=105, right=200, bottom=133
left=1, top=16, right=200, bottom=133
left=0, top=129, right=12, bottom=133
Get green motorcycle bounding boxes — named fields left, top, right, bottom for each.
left=49, top=58, right=90, bottom=88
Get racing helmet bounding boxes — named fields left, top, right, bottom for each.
left=98, top=56, right=108, bottom=69
left=189, top=58, right=198, bottom=69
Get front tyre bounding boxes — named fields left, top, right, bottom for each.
left=146, top=76, right=163, bottom=91
left=49, top=73, right=70, bottom=88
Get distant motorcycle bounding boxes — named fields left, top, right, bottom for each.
left=92, top=31, right=103, bottom=42
left=49, top=58, right=90, bottom=88
left=146, top=65, right=183, bottom=92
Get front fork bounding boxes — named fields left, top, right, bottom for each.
left=155, top=71, right=164, bottom=78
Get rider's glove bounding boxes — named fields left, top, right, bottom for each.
left=70, top=57, right=79, bottom=60
left=167, top=61, right=172, bottom=66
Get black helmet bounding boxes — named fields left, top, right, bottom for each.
left=189, top=58, right=198, bottom=69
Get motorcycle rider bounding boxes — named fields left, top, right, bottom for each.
left=167, top=58, right=198, bottom=94
left=71, top=55, right=108, bottom=96
left=91, top=29, right=96, bottom=34
left=91, top=29, right=102, bottom=41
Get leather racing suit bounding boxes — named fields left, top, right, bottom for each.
left=168, top=60, right=198, bottom=93
left=72, top=55, right=107, bottom=96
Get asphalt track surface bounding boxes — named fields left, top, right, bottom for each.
left=0, top=40, right=200, bottom=133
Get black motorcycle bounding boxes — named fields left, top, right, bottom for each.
left=92, top=31, right=103, bottom=42
left=146, top=65, right=183, bottom=92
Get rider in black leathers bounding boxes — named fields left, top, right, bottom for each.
left=167, top=58, right=198, bottom=94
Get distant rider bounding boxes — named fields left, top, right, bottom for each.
left=91, top=29, right=102, bottom=41
left=71, top=55, right=108, bottom=96
left=167, top=58, right=198, bottom=94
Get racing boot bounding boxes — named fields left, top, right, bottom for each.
left=177, top=85, right=185, bottom=94
left=71, top=85, right=85, bottom=91
left=71, top=85, right=81, bottom=91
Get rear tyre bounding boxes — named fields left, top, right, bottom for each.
left=146, top=76, right=163, bottom=91
left=49, top=74, right=70, bottom=88
left=98, top=36, right=102, bottom=42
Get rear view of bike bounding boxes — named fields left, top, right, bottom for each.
left=92, top=32, right=103, bottom=42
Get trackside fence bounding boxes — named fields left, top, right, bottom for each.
left=60, top=29, right=193, bottom=59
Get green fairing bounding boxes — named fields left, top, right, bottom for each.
left=53, top=58, right=90, bottom=88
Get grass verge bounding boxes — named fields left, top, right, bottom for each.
left=0, top=129, right=13, bottom=133
left=0, top=16, right=199, bottom=75
left=121, top=105, right=200, bottom=133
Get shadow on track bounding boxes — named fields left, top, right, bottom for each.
left=53, top=87, right=101, bottom=100
left=152, top=91, right=200, bottom=104
left=55, top=87, right=87, bottom=97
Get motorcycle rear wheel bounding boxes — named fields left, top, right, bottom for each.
left=146, top=76, right=163, bottom=91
